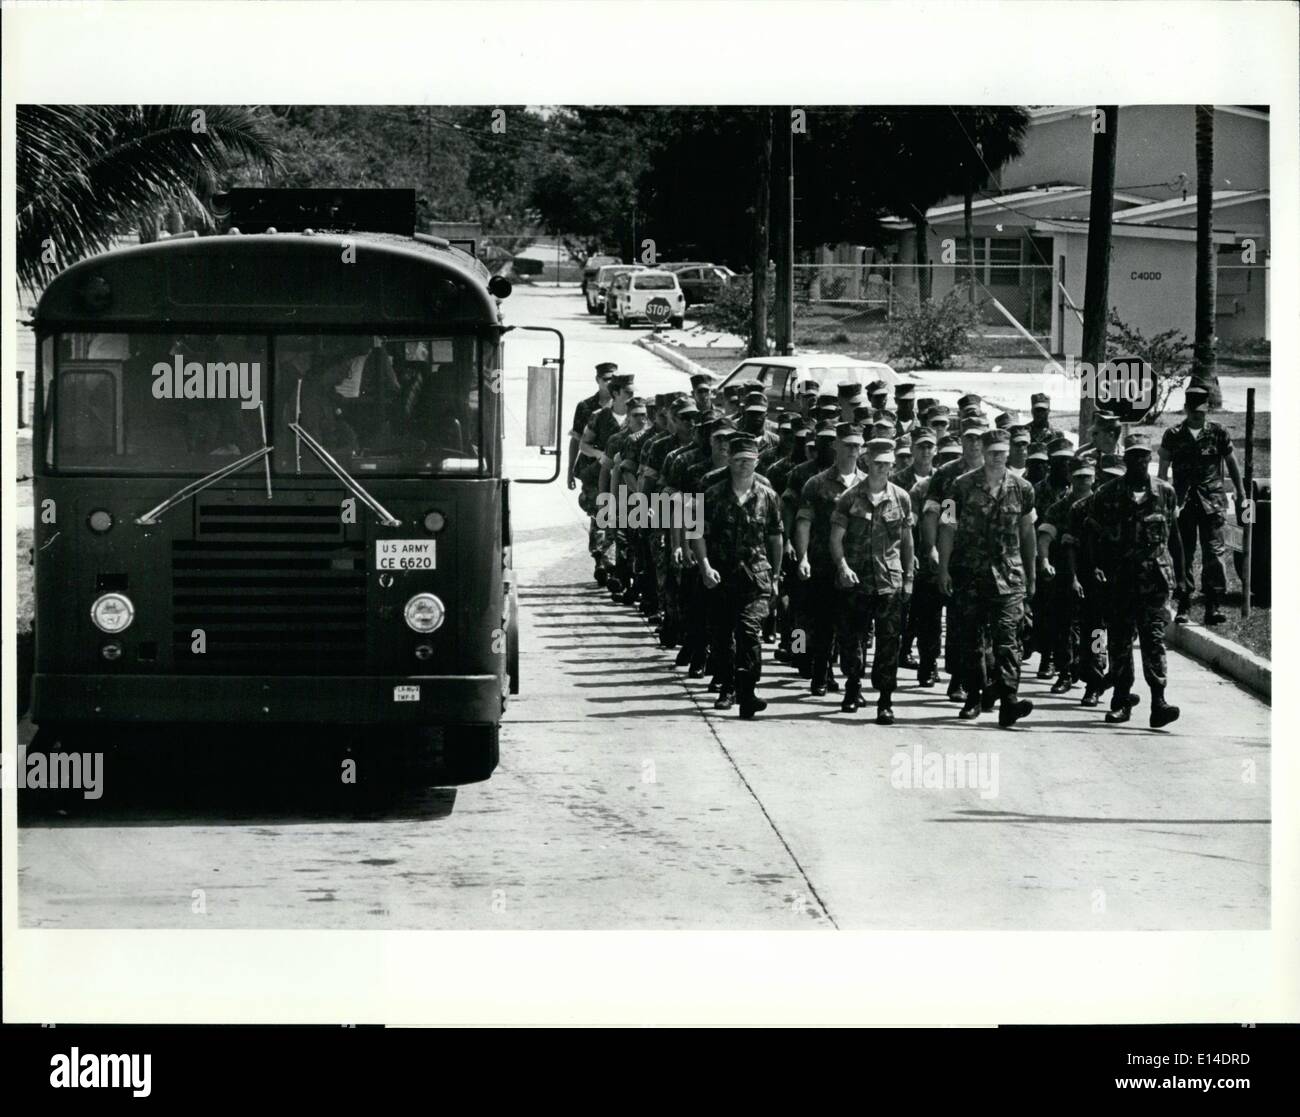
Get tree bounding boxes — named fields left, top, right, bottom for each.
left=1193, top=105, right=1222, bottom=406
left=750, top=109, right=773, bottom=357
left=17, top=105, right=280, bottom=294
left=1079, top=106, right=1119, bottom=435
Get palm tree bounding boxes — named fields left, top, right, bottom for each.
left=1193, top=105, right=1222, bottom=406
left=17, top=105, right=280, bottom=294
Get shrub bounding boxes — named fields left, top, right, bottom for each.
left=886, top=291, right=978, bottom=368
left=1105, top=311, right=1191, bottom=422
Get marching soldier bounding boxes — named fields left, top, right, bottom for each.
left=1158, top=383, right=1246, bottom=625
left=1032, top=433, right=1074, bottom=677
left=795, top=422, right=868, bottom=696
left=690, top=372, right=715, bottom=413
left=568, top=362, right=616, bottom=581
left=1062, top=453, right=1125, bottom=707
left=1028, top=392, right=1061, bottom=444
left=937, top=428, right=1037, bottom=727
left=782, top=422, right=838, bottom=677
left=1086, top=433, right=1186, bottom=727
left=663, top=407, right=718, bottom=677
left=893, top=426, right=936, bottom=674
left=838, top=382, right=864, bottom=423
left=829, top=436, right=914, bottom=723
left=1037, top=455, right=1096, bottom=693
left=1077, top=411, right=1122, bottom=462
left=578, top=372, right=635, bottom=584
left=892, top=436, right=913, bottom=475
left=894, top=383, right=919, bottom=435
left=770, top=423, right=814, bottom=663
left=603, top=395, right=649, bottom=601
left=695, top=433, right=784, bottom=719
left=927, top=404, right=952, bottom=439
left=1007, top=423, right=1031, bottom=477
left=641, top=397, right=697, bottom=647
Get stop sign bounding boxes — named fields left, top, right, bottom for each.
left=645, top=297, right=673, bottom=324
left=1094, top=356, right=1156, bottom=423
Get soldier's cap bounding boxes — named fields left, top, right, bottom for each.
left=778, top=417, right=793, bottom=430
left=1000, top=410, right=1024, bottom=427
left=936, top=434, right=962, bottom=453
left=743, top=390, right=767, bottom=406
left=958, top=405, right=983, bottom=420
left=835, top=422, right=865, bottom=445
left=864, top=437, right=896, bottom=464
left=728, top=434, right=760, bottom=460
left=724, top=384, right=742, bottom=397
left=895, top=436, right=913, bottom=453
left=917, top=397, right=938, bottom=415
left=672, top=398, right=699, bottom=416
left=1009, top=425, right=1031, bottom=444
left=873, top=407, right=898, bottom=423
left=815, top=404, right=841, bottom=419
left=910, top=427, right=937, bottom=446
left=1122, top=432, right=1152, bottom=455
left=1098, top=453, right=1125, bottom=476
left=927, top=404, right=951, bottom=420
left=872, top=420, right=897, bottom=437
left=815, top=423, right=839, bottom=440
left=709, top=420, right=736, bottom=440
left=894, top=383, right=916, bottom=400
left=960, top=416, right=990, bottom=436
left=815, top=392, right=838, bottom=407
left=792, top=420, right=812, bottom=436
left=866, top=379, right=889, bottom=397
left=1184, top=384, right=1211, bottom=410
left=957, top=393, right=982, bottom=410
left=595, top=361, right=619, bottom=375
left=1048, top=434, right=1075, bottom=457
left=994, top=412, right=1012, bottom=430
left=609, top=373, right=635, bottom=390
left=1030, top=392, right=1050, bottom=410
left=744, top=402, right=768, bottom=414
left=797, top=378, right=820, bottom=395
left=628, top=397, right=648, bottom=414
left=689, top=373, right=714, bottom=389
left=653, top=392, right=671, bottom=407
left=853, top=404, right=875, bottom=422
left=837, top=382, right=864, bottom=401
left=740, top=379, right=765, bottom=392
left=981, top=428, right=1011, bottom=450
left=702, top=415, right=727, bottom=435
left=1070, top=456, right=1095, bottom=477
left=1026, top=442, right=1049, bottom=462
left=697, top=407, right=722, bottom=423
left=1092, top=412, right=1123, bottom=430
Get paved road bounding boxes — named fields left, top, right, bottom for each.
left=18, top=285, right=1270, bottom=929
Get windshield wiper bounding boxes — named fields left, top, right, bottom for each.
left=135, top=445, right=274, bottom=526
left=289, top=422, right=402, bottom=527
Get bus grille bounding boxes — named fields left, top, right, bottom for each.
left=172, top=516, right=367, bottom=672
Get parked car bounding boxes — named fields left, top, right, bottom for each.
left=671, top=264, right=737, bottom=307
left=587, top=263, right=644, bottom=314
left=611, top=270, right=686, bottom=330
left=581, top=254, right=621, bottom=297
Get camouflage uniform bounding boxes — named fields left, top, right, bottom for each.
left=947, top=469, right=1036, bottom=699
left=1031, top=472, right=1071, bottom=661
left=641, top=430, right=691, bottom=642
left=782, top=453, right=829, bottom=666
left=582, top=405, right=627, bottom=569
left=1086, top=475, right=1179, bottom=697
left=907, top=473, right=943, bottom=678
left=1062, top=490, right=1111, bottom=689
left=1040, top=490, right=1083, bottom=681
left=1160, top=419, right=1232, bottom=606
left=923, top=456, right=977, bottom=678
left=702, top=478, right=783, bottom=696
left=664, top=439, right=711, bottom=669
left=831, top=481, right=912, bottom=694
left=798, top=465, right=867, bottom=686
left=620, top=424, right=656, bottom=610
left=571, top=391, right=604, bottom=560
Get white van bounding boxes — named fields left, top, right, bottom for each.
left=614, top=270, right=686, bottom=330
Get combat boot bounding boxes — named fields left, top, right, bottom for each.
left=980, top=685, right=999, bottom=712
left=917, top=663, right=937, bottom=688
left=1036, top=653, right=1054, bottom=679
left=1204, top=596, right=1227, bottom=625
left=738, top=681, right=767, bottom=720
left=876, top=691, right=895, bottom=725
left=687, top=659, right=707, bottom=679
left=1149, top=687, right=1180, bottom=728
left=947, top=679, right=967, bottom=703
left=714, top=688, right=735, bottom=711
left=594, top=562, right=608, bottom=587
left=1080, top=685, right=1101, bottom=707
left=958, top=694, right=982, bottom=720
left=1050, top=673, right=1073, bottom=694
left=1104, top=693, right=1142, bottom=723
left=1174, top=595, right=1191, bottom=624
left=998, top=695, right=1033, bottom=728
left=840, top=678, right=863, bottom=713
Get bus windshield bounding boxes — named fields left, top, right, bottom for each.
left=48, top=331, right=489, bottom=476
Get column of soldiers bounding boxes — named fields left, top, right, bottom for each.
left=568, top=362, right=1243, bottom=731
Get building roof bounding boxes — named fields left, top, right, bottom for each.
left=880, top=186, right=1151, bottom=231
left=1111, top=189, right=1270, bottom=223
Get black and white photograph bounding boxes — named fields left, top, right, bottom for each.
left=2, top=0, right=1297, bottom=1048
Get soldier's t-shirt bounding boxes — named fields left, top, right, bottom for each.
left=702, top=478, right=783, bottom=585
left=831, top=481, right=913, bottom=592
left=1039, top=490, right=1082, bottom=564
left=767, top=451, right=804, bottom=497
left=570, top=391, right=602, bottom=441
left=921, top=456, right=974, bottom=518
left=797, top=466, right=868, bottom=568
left=579, top=405, right=625, bottom=486
left=1160, top=419, right=1233, bottom=513
left=1087, top=475, right=1179, bottom=596
left=947, top=468, right=1037, bottom=593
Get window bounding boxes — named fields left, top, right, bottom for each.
left=633, top=274, right=678, bottom=291
left=955, top=236, right=1022, bottom=285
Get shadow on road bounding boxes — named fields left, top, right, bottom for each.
left=16, top=729, right=461, bottom=828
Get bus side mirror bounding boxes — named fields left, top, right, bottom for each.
left=526, top=365, right=558, bottom=449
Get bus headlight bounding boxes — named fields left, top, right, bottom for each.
left=91, top=592, right=135, bottom=634
left=404, top=593, right=445, bottom=634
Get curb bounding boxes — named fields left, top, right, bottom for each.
left=1165, top=619, right=1270, bottom=702
left=636, top=336, right=715, bottom=379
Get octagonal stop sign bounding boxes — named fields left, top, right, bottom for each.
left=1096, top=356, right=1156, bottom=424
left=645, top=297, right=673, bottom=325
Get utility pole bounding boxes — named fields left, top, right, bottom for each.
left=772, top=107, right=794, bottom=354
left=1079, top=105, right=1118, bottom=436
left=750, top=107, right=772, bottom=358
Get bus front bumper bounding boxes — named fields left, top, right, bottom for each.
left=32, top=674, right=502, bottom=725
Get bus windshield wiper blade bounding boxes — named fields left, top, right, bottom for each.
left=289, top=422, right=402, bottom=527
left=135, top=446, right=274, bottom=526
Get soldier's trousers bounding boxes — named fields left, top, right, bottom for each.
left=835, top=588, right=903, bottom=693
left=1178, top=501, right=1227, bottom=599
left=1031, top=577, right=1052, bottom=658
left=944, top=587, right=989, bottom=680
left=652, top=532, right=677, bottom=632
left=707, top=580, right=769, bottom=689
left=807, top=570, right=839, bottom=681
left=1107, top=592, right=1169, bottom=695
left=1075, top=588, right=1110, bottom=688
left=579, top=481, right=610, bottom=565
left=955, top=586, right=1024, bottom=697
left=1049, top=573, right=1080, bottom=679
left=634, top=529, right=658, bottom=612
left=680, top=564, right=709, bottom=665
left=908, top=574, right=943, bottom=671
